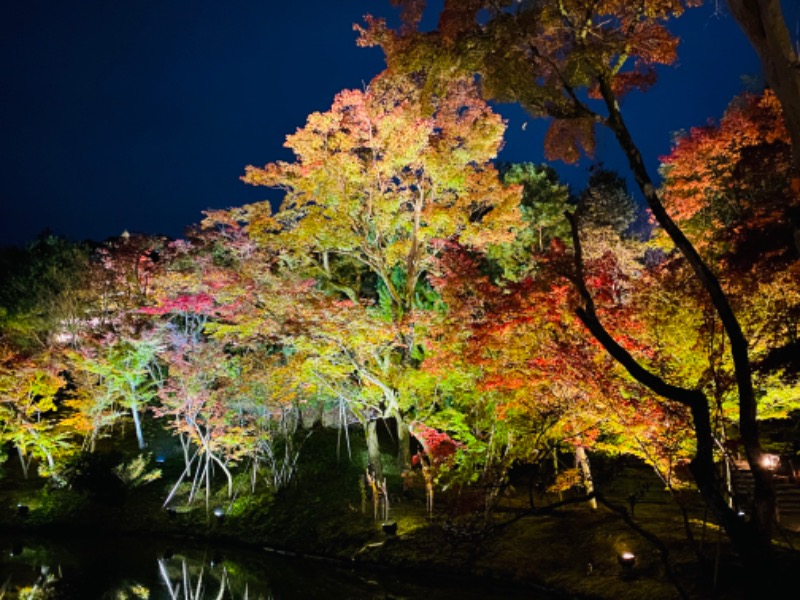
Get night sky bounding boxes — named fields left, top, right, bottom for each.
left=1, top=1, right=797, bottom=248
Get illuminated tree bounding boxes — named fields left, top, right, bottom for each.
left=67, top=334, right=164, bottom=451
left=425, top=217, right=698, bottom=513
left=139, top=227, right=315, bottom=503
left=154, top=335, right=242, bottom=508
left=0, top=345, right=72, bottom=478
left=660, top=89, right=800, bottom=429
left=240, top=72, right=520, bottom=317
left=232, top=72, right=521, bottom=476
left=91, top=232, right=172, bottom=330
left=359, top=0, right=780, bottom=565
left=419, top=241, right=575, bottom=508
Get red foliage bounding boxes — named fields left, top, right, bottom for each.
left=140, top=293, right=216, bottom=316
left=409, top=421, right=461, bottom=465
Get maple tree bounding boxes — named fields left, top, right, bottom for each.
left=0, top=344, right=73, bottom=478
left=659, top=89, right=800, bottom=431
left=135, top=226, right=318, bottom=504
left=423, top=213, right=699, bottom=516
left=232, top=71, right=522, bottom=478
left=359, top=0, right=785, bottom=567
left=185, top=219, right=339, bottom=488
left=240, top=72, right=520, bottom=315
left=67, top=334, right=164, bottom=451
left=660, top=90, right=793, bottom=256
left=135, top=240, right=244, bottom=507
left=155, top=336, right=241, bottom=508
left=94, top=232, right=170, bottom=316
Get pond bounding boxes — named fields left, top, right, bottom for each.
left=0, top=533, right=562, bottom=599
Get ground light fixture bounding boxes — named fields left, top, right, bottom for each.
left=213, top=507, right=225, bottom=523
left=382, top=521, right=398, bottom=536
left=618, top=551, right=636, bottom=578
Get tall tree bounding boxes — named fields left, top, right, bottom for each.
left=359, top=0, right=779, bottom=567
left=240, top=72, right=519, bottom=317
left=234, top=72, right=521, bottom=475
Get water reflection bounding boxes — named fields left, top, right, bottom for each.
left=0, top=534, right=556, bottom=599
left=157, top=556, right=235, bottom=599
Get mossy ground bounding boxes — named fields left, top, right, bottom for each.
left=1, top=427, right=799, bottom=599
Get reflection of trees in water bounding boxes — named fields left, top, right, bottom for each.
left=158, top=557, right=244, bottom=600
left=0, top=535, right=538, bottom=600
left=1, top=563, right=150, bottom=600
left=155, top=548, right=268, bottom=599
left=0, top=541, right=264, bottom=599
left=0, top=548, right=67, bottom=599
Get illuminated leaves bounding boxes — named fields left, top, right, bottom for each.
left=543, top=118, right=596, bottom=164
left=659, top=89, right=800, bottom=419
left=0, top=345, right=72, bottom=477
left=241, top=72, right=520, bottom=317
left=360, top=0, right=695, bottom=164
left=661, top=90, right=791, bottom=237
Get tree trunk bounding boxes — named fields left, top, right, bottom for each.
left=130, top=403, right=146, bottom=450
left=391, top=407, right=411, bottom=470
left=366, top=419, right=383, bottom=482
left=727, top=0, right=800, bottom=179
left=595, top=76, right=776, bottom=560
left=17, top=447, right=30, bottom=479
left=575, top=444, right=597, bottom=510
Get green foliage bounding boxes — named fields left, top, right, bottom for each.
left=67, top=335, right=164, bottom=449
left=0, top=234, right=92, bottom=350
left=486, top=162, right=571, bottom=281
left=23, top=486, right=87, bottom=526
left=756, top=373, right=800, bottom=421
left=575, top=167, right=638, bottom=237
left=113, top=453, right=162, bottom=489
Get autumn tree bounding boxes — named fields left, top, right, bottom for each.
left=67, top=333, right=164, bottom=451
left=660, top=89, right=800, bottom=430
left=137, top=257, right=242, bottom=507
left=359, top=0, right=780, bottom=568
left=240, top=72, right=519, bottom=315
left=425, top=191, right=698, bottom=515
left=421, top=242, right=584, bottom=507
left=234, top=72, right=521, bottom=477
left=92, top=232, right=171, bottom=325
left=134, top=225, right=317, bottom=503
left=0, top=344, right=72, bottom=478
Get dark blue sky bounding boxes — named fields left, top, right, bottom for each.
left=1, top=1, right=796, bottom=247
